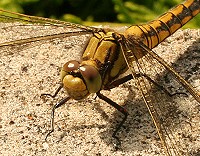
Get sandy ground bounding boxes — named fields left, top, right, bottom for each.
left=0, top=21, right=199, bottom=156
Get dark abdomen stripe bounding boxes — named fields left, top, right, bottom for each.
left=124, top=0, right=200, bottom=49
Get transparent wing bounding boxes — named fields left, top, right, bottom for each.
left=118, top=35, right=200, bottom=156
left=0, top=9, right=98, bottom=31
left=0, top=9, right=98, bottom=61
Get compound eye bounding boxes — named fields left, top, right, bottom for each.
left=80, top=65, right=102, bottom=93
left=62, top=60, right=80, bottom=72
left=60, top=60, right=80, bottom=81
left=80, top=65, right=99, bottom=81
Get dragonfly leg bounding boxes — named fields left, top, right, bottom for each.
left=107, top=74, right=187, bottom=97
left=105, top=75, right=133, bottom=89
left=96, top=91, right=128, bottom=149
left=137, top=73, right=188, bottom=97
left=45, top=96, right=71, bottom=141
left=41, top=83, right=63, bottom=98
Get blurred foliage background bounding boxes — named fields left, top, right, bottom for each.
left=0, top=0, right=199, bottom=28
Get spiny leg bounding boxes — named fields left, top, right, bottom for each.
left=41, top=83, right=63, bottom=98
left=45, top=96, right=71, bottom=141
left=139, top=73, right=188, bottom=97
left=96, top=91, right=128, bottom=149
left=106, top=74, right=187, bottom=97
left=104, top=74, right=133, bottom=90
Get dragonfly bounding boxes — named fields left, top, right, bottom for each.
left=0, top=0, right=199, bottom=155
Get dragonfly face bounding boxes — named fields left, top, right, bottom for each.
left=60, top=60, right=102, bottom=100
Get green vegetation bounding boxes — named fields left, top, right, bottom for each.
left=0, top=0, right=199, bottom=28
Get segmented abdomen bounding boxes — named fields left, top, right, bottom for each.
left=124, top=0, right=200, bottom=49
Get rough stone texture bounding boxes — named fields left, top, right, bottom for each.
left=0, top=20, right=199, bottom=156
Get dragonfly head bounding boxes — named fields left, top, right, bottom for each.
left=60, top=60, right=102, bottom=100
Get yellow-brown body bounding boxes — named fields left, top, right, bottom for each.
left=67, top=0, right=200, bottom=98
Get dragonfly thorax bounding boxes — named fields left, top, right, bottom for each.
left=60, top=60, right=102, bottom=100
